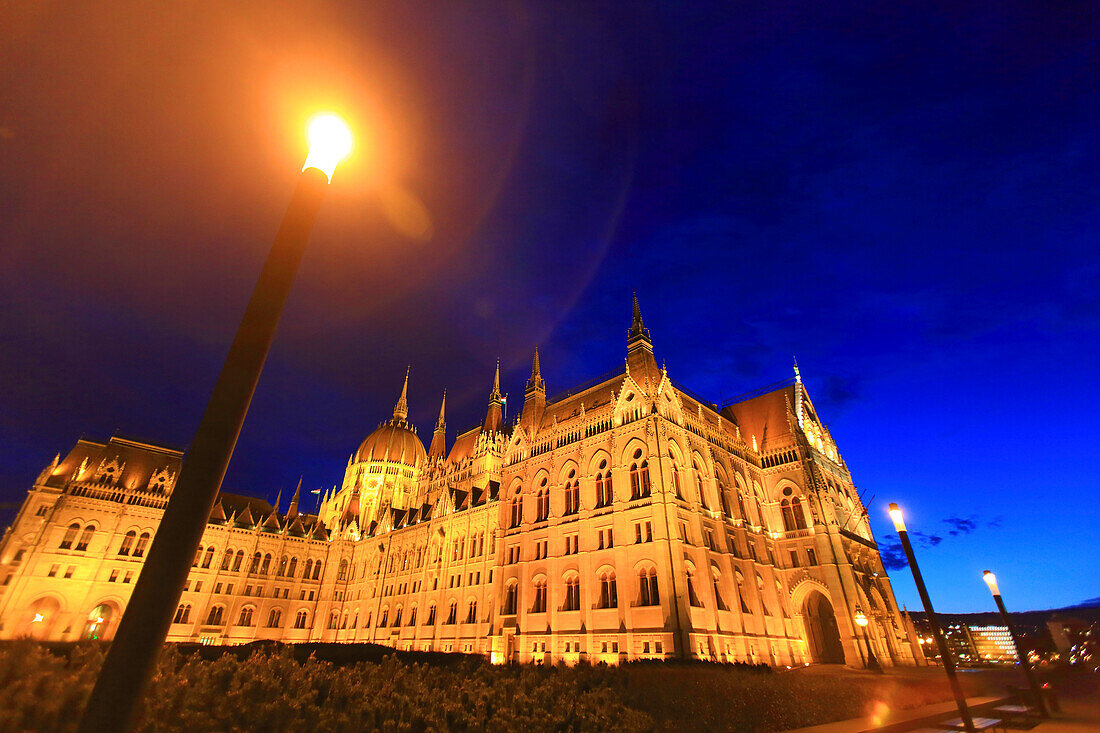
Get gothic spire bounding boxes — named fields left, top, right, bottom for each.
left=525, top=348, right=545, bottom=395
left=793, top=356, right=801, bottom=383
left=429, top=391, right=448, bottom=458
left=392, top=366, right=410, bottom=422
left=288, top=476, right=302, bottom=518
left=483, top=359, right=504, bottom=433
left=627, top=290, right=651, bottom=346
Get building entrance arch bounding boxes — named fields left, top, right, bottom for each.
left=802, top=590, right=845, bottom=664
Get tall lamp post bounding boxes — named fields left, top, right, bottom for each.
left=983, top=571, right=1048, bottom=717
left=854, top=609, right=883, bottom=673
left=888, top=503, right=975, bottom=733
left=78, top=114, right=353, bottom=733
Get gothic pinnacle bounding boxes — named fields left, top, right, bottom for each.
left=393, top=366, right=410, bottom=421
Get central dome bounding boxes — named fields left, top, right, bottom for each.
left=356, top=419, right=427, bottom=468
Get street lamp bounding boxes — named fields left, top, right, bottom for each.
left=889, top=503, right=975, bottom=733
left=854, top=609, right=883, bottom=673
left=983, top=570, right=1048, bottom=717
left=78, top=114, right=352, bottom=733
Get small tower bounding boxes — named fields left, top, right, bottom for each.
left=626, top=292, right=660, bottom=385
left=393, top=366, right=411, bottom=423
left=483, top=359, right=504, bottom=433
left=428, top=391, right=448, bottom=458
left=520, top=348, right=547, bottom=432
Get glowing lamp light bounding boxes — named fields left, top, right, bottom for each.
left=33, top=613, right=44, bottom=623
left=855, top=610, right=869, bottom=627
left=887, top=503, right=906, bottom=532
left=302, top=114, right=353, bottom=182
left=982, top=570, right=1000, bottom=597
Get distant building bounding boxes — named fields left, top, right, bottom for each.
left=1047, top=615, right=1099, bottom=670
left=915, top=620, right=1018, bottom=665
left=968, top=625, right=1018, bottom=663
left=0, top=299, right=920, bottom=667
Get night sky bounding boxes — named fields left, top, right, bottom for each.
left=2, top=2, right=1097, bottom=613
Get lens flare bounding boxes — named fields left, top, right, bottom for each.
left=302, top=114, right=353, bottom=182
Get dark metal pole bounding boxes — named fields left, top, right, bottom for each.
left=79, top=166, right=330, bottom=733
left=895, top=525, right=975, bottom=732
left=861, top=623, right=884, bottom=673
left=990, top=588, right=1048, bottom=716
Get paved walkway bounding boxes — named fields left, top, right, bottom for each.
left=785, top=694, right=1100, bottom=733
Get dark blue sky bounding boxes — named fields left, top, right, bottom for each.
left=1, top=2, right=1097, bottom=612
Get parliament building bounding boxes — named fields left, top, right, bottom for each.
left=0, top=299, right=921, bottom=667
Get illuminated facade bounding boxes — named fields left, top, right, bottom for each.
left=0, top=300, right=919, bottom=667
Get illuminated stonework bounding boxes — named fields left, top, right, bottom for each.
left=0, top=303, right=920, bottom=667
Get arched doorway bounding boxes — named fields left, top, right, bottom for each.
left=802, top=591, right=845, bottom=664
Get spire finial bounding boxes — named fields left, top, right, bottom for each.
left=532, top=347, right=541, bottom=379
left=434, top=390, right=447, bottom=432
left=393, top=366, right=410, bottom=421
left=288, top=476, right=302, bottom=517
left=490, top=358, right=501, bottom=400
left=526, top=348, right=546, bottom=395
left=793, top=356, right=801, bottom=383
left=627, top=291, right=652, bottom=346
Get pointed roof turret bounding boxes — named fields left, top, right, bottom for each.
left=627, top=291, right=651, bottom=346
left=273, top=487, right=282, bottom=514
left=393, top=366, right=410, bottom=421
left=288, top=476, right=302, bottom=518
left=525, top=348, right=546, bottom=396
left=428, top=391, right=448, bottom=458
left=483, top=359, right=504, bottom=433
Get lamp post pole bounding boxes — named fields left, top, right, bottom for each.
left=854, top=610, right=883, bottom=673
left=983, top=571, right=1048, bottom=717
left=888, top=503, right=975, bottom=733
left=78, top=116, right=352, bottom=733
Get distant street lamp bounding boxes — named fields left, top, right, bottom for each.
left=78, top=114, right=353, bottom=733
left=889, top=503, right=975, bottom=733
left=983, top=570, right=1048, bottom=717
left=854, top=609, right=884, bottom=673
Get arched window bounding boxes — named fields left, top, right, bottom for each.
left=672, top=466, right=684, bottom=499
left=249, top=553, right=261, bottom=573
left=791, top=497, right=807, bottom=529
left=134, top=532, right=151, bottom=557
left=331, top=610, right=343, bottom=629
left=233, top=549, right=244, bottom=571
left=445, top=601, right=457, bottom=625
left=564, top=481, right=580, bottom=515
left=532, top=579, right=547, bottom=613
left=595, top=471, right=613, bottom=507
left=338, top=559, right=348, bottom=581
left=719, top=486, right=732, bottom=518
left=202, top=546, right=214, bottom=568
left=408, top=606, right=417, bottom=626
left=503, top=582, right=518, bottom=615
left=287, top=556, right=298, bottom=577
left=638, top=567, right=659, bottom=606
left=737, top=493, right=749, bottom=523
left=267, top=608, right=282, bottom=627
left=756, top=573, right=771, bottom=616
left=735, top=571, right=751, bottom=614
left=277, top=556, right=288, bottom=576
left=712, top=567, right=728, bottom=611
left=261, top=553, right=272, bottom=575
left=173, top=604, right=191, bottom=624
left=294, top=610, right=309, bottom=629
left=695, top=468, right=709, bottom=510
left=303, top=559, right=313, bottom=579
left=686, top=566, right=703, bottom=607
left=465, top=600, right=477, bottom=624
left=598, top=570, right=618, bottom=609
left=76, top=525, right=95, bottom=551
left=562, top=576, right=580, bottom=612
left=118, top=530, right=136, bottom=556
left=221, top=549, right=233, bottom=570
left=510, top=494, right=523, bottom=528
left=206, top=605, right=225, bottom=625
left=426, top=604, right=437, bottom=626
left=536, top=488, right=549, bottom=521
left=193, top=546, right=203, bottom=567
left=60, top=523, right=79, bottom=549
left=312, top=561, right=322, bottom=580
left=237, top=606, right=254, bottom=626
left=639, top=460, right=651, bottom=497
left=781, top=499, right=798, bottom=532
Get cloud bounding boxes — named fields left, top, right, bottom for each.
left=943, top=515, right=979, bottom=536
left=879, top=538, right=908, bottom=571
